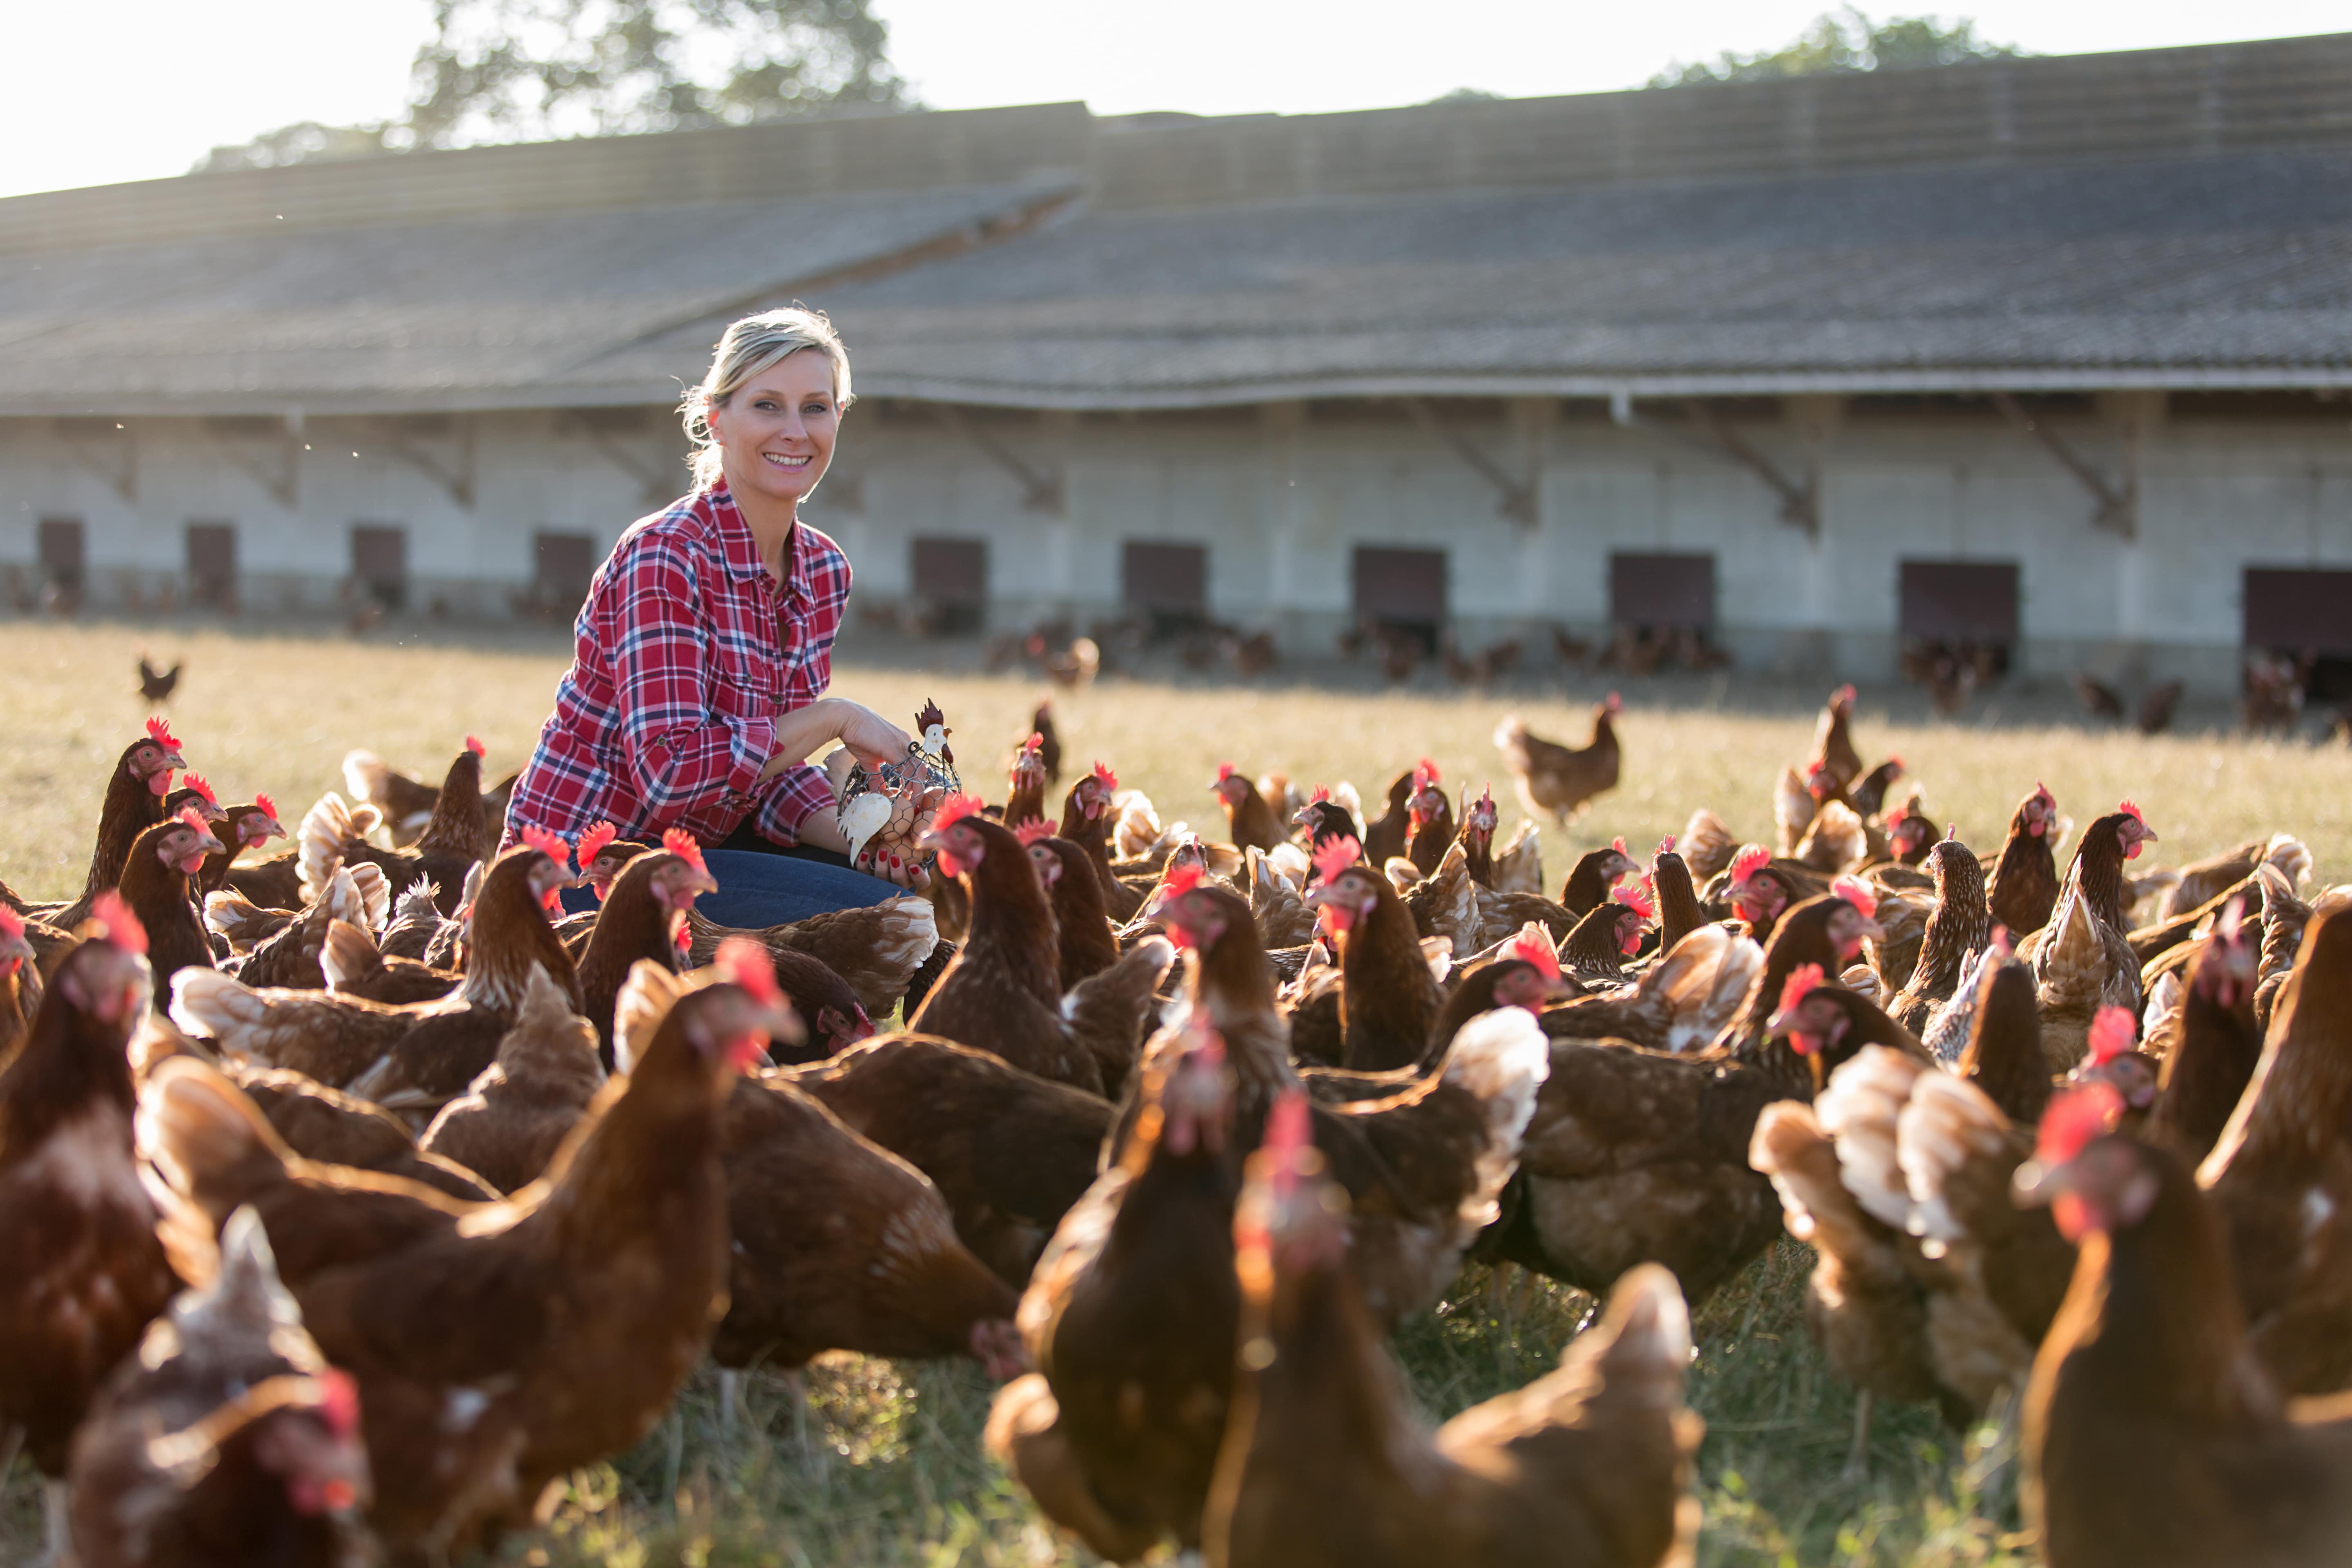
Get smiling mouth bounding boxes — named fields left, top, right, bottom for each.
left=763, top=452, right=812, bottom=469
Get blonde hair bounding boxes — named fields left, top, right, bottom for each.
left=681, top=305, right=854, bottom=489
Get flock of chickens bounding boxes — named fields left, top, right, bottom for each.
left=1, top=683, right=2348, bottom=1568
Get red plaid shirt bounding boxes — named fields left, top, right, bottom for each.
left=505, top=482, right=851, bottom=851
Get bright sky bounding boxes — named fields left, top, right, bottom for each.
left=1, top=0, right=2345, bottom=200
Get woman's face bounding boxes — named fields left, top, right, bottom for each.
left=707, top=348, right=840, bottom=508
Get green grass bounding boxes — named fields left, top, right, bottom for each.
left=1, top=614, right=2343, bottom=1564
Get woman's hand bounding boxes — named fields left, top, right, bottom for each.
left=833, top=702, right=915, bottom=770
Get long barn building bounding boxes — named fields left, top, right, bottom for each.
left=3, top=32, right=2351, bottom=693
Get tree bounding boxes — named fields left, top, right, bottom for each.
left=192, top=0, right=907, bottom=173
left=1650, top=8, right=2026, bottom=88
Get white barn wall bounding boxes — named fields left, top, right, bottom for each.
left=2, top=405, right=2348, bottom=690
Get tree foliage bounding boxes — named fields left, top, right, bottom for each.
left=192, top=0, right=905, bottom=174
left=1650, top=8, right=2026, bottom=87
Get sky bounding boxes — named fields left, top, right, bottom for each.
left=2, top=0, right=2347, bottom=201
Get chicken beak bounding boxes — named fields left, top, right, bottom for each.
left=197, top=826, right=226, bottom=856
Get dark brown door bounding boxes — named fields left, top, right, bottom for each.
left=1900, top=560, right=2020, bottom=645
left=1352, top=546, right=1447, bottom=624
left=1610, top=552, right=1715, bottom=630
left=351, top=524, right=408, bottom=611
left=37, top=517, right=84, bottom=592
left=534, top=531, right=597, bottom=610
left=2243, top=567, right=2352, bottom=655
left=911, top=537, right=988, bottom=633
left=186, top=522, right=236, bottom=608
left=1122, top=541, right=1209, bottom=615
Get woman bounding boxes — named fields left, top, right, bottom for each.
left=506, top=306, right=926, bottom=926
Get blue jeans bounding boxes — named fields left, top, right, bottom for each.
left=559, top=847, right=898, bottom=927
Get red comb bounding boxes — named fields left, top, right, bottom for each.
left=1831, top=875, right=1878, bottom=919
left=1832, top=684, right=1856, bottom=707
left=314, top=1368, right=361, bottom=1437
left=1412, top=759, right=1438, bottom=793
left=1604, top=692, right=1623, bottom=713
left=2036, top=1082, right=2123, bottom=1171
left=91, top=890, right=147, bottom=955
left=1092, top=761, right=1118, bottom=792
left=0, top=906, right=24, bottom=942
left=253, top=793, right=278, bottom=823
left=182, top=772, right=218, bottom=805
left=145, top=715, right=179, bottom=749
left=1023, top=732, right=1043, bottom=754
left=1015, top=820, right=1055, bottom=847
left=1612, top=836, right=1628, bottom=856
left=1216, top=762, right=1238, bottom=782
left=932, top=792, right=986, bottom=833
left=518, top=824, right=570, bottom=868
left=176, top=804, right=208, bottom=833
left=1313, top=835, right=1361, bottom=885
left=660, top=827, right=706, bottom=875
left=464, top=734, right=486, bottom=758
left=1886, top=802, right=1911, bottom=827
left=1311, top=785, right=1330, bottom=804
left=1615, top=874, right=1657, bottom=920
left=1162, top=860, right=1204, bottom=898
left=578, top=821, right=619, bottom=865
left=2089, top=1006, right=2137, bottom=1065
left=1655, top=835, right=1676, bottom=858
left=2034, top=781, right=2054, bottom=805
left=1729, top=845, right=1771, bottom=885
left=2118, top=799, right=2145, bottom=824
left=1777, top=961, right=1826, bottom=1019
left=1509, top=925, right=1561, bottom=980
left=717, top=937, right=781, bottom=1007
left=2218, top=896, right=2245, bottom=944
left=1886, top=754, right=1904, bottom=771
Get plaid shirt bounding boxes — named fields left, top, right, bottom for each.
left=505, top=482, right=851, bottom=851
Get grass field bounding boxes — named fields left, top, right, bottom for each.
left=2, top=614, right=2346, bottom=1565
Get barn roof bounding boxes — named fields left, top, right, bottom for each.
left=4, top=33, right=2350, bottom=416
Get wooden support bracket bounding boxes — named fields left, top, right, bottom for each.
left=931, top=404, right=1063, bottom=512
left=374, top=416, right=477, bottom=509
left=559, top=412, right=680, bottom=507
left=207, top=418, right=301, bottom=508
left=52, top=417, right=137, bottom=503
left=1989, top=393, right=2136, bottom=538
left=1401, top=397, right=1539, bottom=525
left=1678, top=400, right=1819, bottom=534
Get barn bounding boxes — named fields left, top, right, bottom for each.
left=2, top=31, right=2350, bottom=695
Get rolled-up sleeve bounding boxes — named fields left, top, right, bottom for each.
left=754, top=763, right=838, bottom=846
left=603, top=541, right=771, bottom=818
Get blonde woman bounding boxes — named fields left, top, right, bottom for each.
left=506, top=306, right=924, bottom=922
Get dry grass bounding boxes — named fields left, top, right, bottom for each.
left=1, top=614, right=2344, bottom=1565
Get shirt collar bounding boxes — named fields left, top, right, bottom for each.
left=702, top=481, right=775, bottom=586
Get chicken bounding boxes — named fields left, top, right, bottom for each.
left=1360, top=769, right=1416, bottom=865
left=1535, top=922, right=1760, bottom=1055
left=136, top=653, right=184, bottom=705
left=341, top=746, right=443, bottom=844
left=2198, top=901, right=2352, bottom=1396
left=0, top=906, right=41, bottom=1070
left=1401, top=762, right=1454, bottom=878
left=1559, top=839, right=1641, bottom=918
left=1557, top=878, right=1653, bottom=988
left=140, top=942, right=791, bottom=1557
left=0, top=898, right=189, bottom=1550
left=116, top=809, right=225, bottom=1002
left=253, top=739, right=492, bottom=918
left=1491, top=817, right=1544, bottom=895
left=2140, top=899, right=2263, bottom=1165
left=2020, top=1091, right=2352, bottom=1568
left=1302, top=838, right=1447, bottom=1071
left=1058, top=762, right=1138, bottom=917
left=1486, top=890, right=1900, bottom=1303
left=715, top=1067, right=1020, bottom=1377
left=230, top=1064, right=499, bottom=1202
left=418, top=967, right=606, bottom=1194
left=575, top=829, right=719, bottom=1065
left=784, top=1034, right=1116, bottom=1288
left=1142, top=874, right=1550, bottom=1325
left=1649, top=837, right=1708, bottom=953
left=1028, top=700, right=1063, bottom=784
left=2158, top=832, right=2310, bottom=923
left=1882, top=800, right=1937, bottom=868
left=1887, top=839, right=1992, bottom=1035
left=1004, top=731, right=1051, bottom=829
left=1677, top=806, right=1741, bottom=884
left=1985, top=782, right=2062, bottom=938
left=2020, top=805, right=2157, bottom=1070
left=911, top=794, right=1174, bottom=1097
left=1202, top=1092, right=1699, bottom=1568
left=986, top=1022, right=1242, bottom=1562
left=1494, top=695, right=1622, bottom=824
left=1210, top=762, right=1288, bottom=854
left=1023, top=825, right=1123, bottom=989
left=1426, top=927, right=1579, bottom=1053
left=66, top=1208, right=372, bottom=1568
left=170, top=835, right=582, bottom=1117
left=194, top=794, right=287, bottom=897
left=234, top=866, right=385, bottom=992
left=1720, top=844, right=1830, bottom=944
left=683, top=891, right=939, bottom=1025
left=1813, top=683, right=1864, bottom=790
left=45, top=719, right=187, bottom=932
left=318, top=918, right=458, bottom=1007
